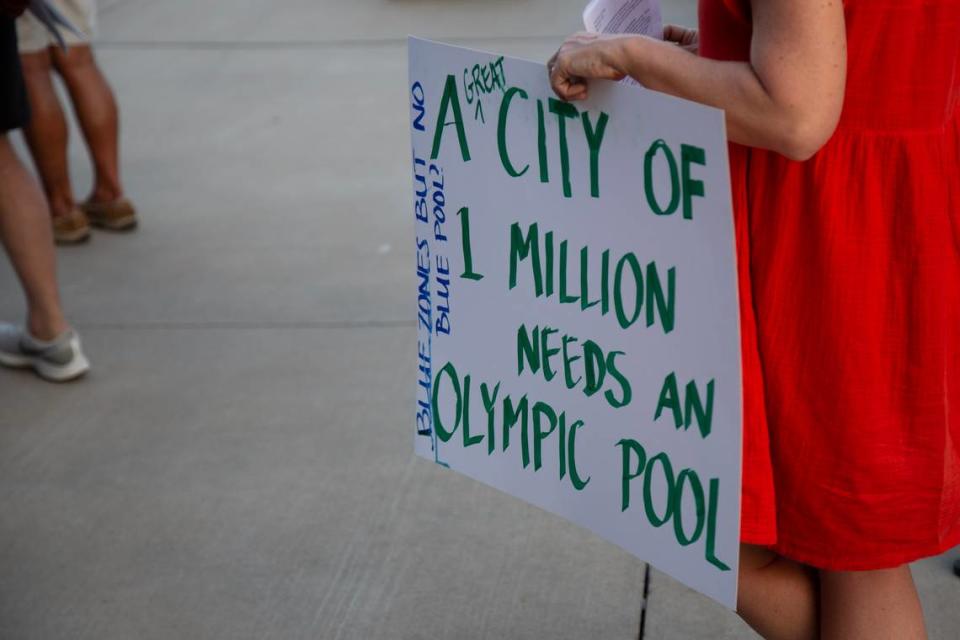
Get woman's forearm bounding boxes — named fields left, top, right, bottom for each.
left=611, top=36, right=824, bottom=160
left=548, top=2, right=845, bottom=159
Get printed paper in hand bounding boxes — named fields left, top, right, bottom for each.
left=583, top=0, right=663, bottom=38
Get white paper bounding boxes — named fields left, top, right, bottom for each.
left=409, top=38, right=742, bottom=609
left=583, top=0, right=662, bottom=38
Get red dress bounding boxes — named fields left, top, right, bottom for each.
left=700, top=0, right=960, bottom=569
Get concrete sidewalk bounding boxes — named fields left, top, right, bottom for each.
left=1, top=1, right=957, bottom=638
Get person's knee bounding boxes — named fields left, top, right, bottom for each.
left=51, top=43, right=96, bottom=75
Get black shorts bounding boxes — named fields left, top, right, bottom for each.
left=1, top=16, right=29, bottom=133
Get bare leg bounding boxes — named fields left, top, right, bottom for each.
left=0, top=135, right=69, bottom=340
left=49, top=44, right=123, bottom=203
left=820, top=566, right=926, bottom=640
left=19, top=48, right=75, bottom=219
left=737, top=544, right=820, bottom=640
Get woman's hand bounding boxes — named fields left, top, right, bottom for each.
left=548, top=28, right=699, bottom=101
left=548, top=32, right=631, bottom=101
left=663, top=24, right=699, bottom=54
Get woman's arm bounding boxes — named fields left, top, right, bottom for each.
left=548, top=0, right=846, bottom=161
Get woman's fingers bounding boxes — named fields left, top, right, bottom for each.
left=552, top=72, right=589, bottom=101
left=550, top=45, right=599, bottom=101
left=549, top=41, right=584, bottom=100
left=662, top=24, right=699, bottom=53
left=662, top=24, right=690, bottom=43
left=550, top=62, right=588, bottom=101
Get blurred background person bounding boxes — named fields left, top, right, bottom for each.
left=0, top=0, right=90, bottom=381
left=17, top=0, right=137, bottom=244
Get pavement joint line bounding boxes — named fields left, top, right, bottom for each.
left=75, top=320, right=415, bottom=331
left=93, top=33, right=570, bottom=52
left=638, top=564, right=651, bottom=639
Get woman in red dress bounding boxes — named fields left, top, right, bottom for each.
left=550, top=1, right=959, bottom=638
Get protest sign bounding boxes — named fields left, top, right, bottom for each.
left=409, top=37, right=742, bottom=608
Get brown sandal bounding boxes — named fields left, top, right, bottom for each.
left=81, top=197, right=138, bottom=231
left=52, top=208, right=91, bottom=245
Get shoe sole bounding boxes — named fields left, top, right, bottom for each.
left=90, top=215, right=138, bottom=231
left=0, top=350, right=90, bottom=383
left=54, top=228, right=92, bottom=245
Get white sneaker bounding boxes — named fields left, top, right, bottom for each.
left=0, top=323, right=91, bottom=382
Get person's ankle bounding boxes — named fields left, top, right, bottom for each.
left=27, top=313, right=70, bottom=342
left=49, top=195, right=76, bottom=219
left=90, top=184, right=123, bottom=204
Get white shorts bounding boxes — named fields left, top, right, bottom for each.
left=16, top=0, right=97, bottom=54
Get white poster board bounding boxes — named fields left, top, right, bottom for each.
left=409, top=38, right=742, bottom=608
